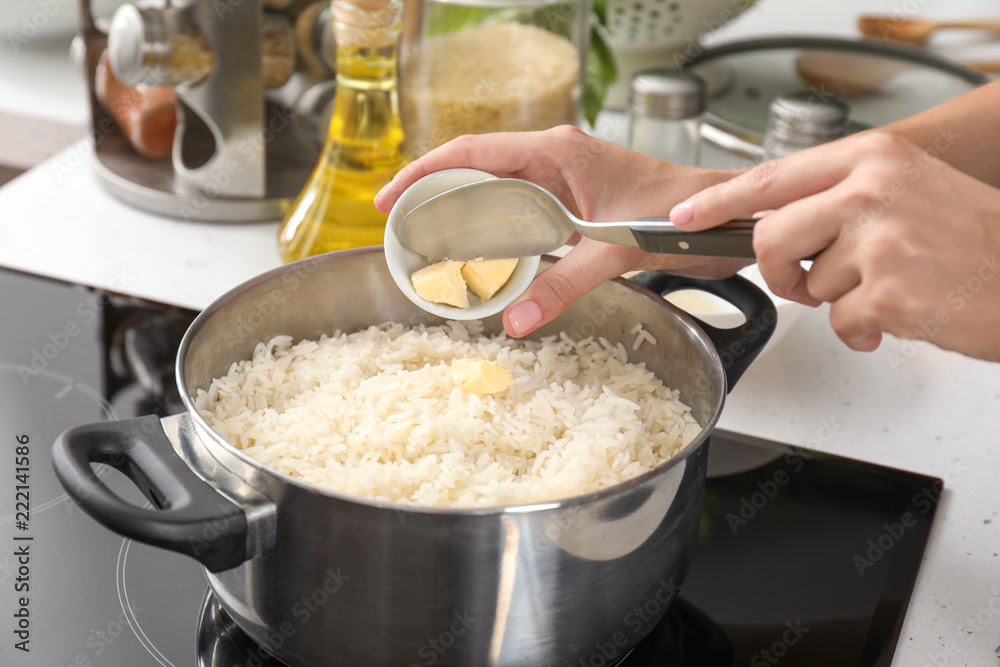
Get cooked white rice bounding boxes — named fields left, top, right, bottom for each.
left=194, top=321, right=701, bottom=507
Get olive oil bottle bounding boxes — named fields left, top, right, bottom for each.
left=278, top=0, right=407, bottom=262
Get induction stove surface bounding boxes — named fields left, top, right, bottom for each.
left=0, top=268, right=941, bottom=666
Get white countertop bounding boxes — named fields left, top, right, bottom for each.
left=0, top=156, right=281, bottom=310
left=2, top=0, right=1000, bottom=665
left=724, top=310, right=1000, bottom=667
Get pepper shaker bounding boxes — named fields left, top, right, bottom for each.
left=627, top=69, right=706, bottom=167
left=762, top=90, right=850, bottom=160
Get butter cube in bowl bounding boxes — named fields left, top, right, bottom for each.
left=463, top=259, right=519, bottom=301
left=411, top=260, right=470, bottom=308
left=384, top=169, right=541, bottom=320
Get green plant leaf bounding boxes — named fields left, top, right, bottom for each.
left=583, top=22, right=616, bottom=127
left=423, top=5, right=522, bottom=35
left=592, top=0, right=608, bottom=26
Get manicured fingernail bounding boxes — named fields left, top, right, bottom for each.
left=669, top=201, right=694, bottom=227
left=507, top=300, right=543, bottom=336
left=847, top=333, right=881, bottom=351
left=375, top=182, right=390, bottom=200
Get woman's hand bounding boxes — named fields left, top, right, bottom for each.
left=375, top=125, right=743, bottom=337
left=669, top=132, right=1000, bottom=361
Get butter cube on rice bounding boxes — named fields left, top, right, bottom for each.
left=451, top=358, right=514, bottom=395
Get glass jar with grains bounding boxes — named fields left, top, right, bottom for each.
left=399, top=0, right=590, bottom=158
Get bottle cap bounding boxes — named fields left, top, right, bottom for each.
left=332, top=0, right=403, bottom=48
left=766, top=90, right=850, bottom=146
left=629, top=69, right=707, bottom=120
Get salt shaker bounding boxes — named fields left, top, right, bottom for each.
left=762, top=90, right=850, bottom=160
left=627, top=69, right=706, bottom=167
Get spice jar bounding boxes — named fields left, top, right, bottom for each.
left=627, top=68, right=706, bottom=167
left=762, top=90, right=850, bottom=160
left=94, top=49, right=177, bottom=159
left=260, top=13, right=296, bottom=87
left=107, top=5, right=295, bottom=88
left=294, top=1, right=337, bottom=76
left=399, top=0, right=590, bottom=158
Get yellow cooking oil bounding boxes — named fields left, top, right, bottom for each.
left=278, top=34, right=407, bottom=262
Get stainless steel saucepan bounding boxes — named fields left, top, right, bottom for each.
left=52, top=248, right=775, bottom=667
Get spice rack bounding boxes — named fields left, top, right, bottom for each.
left=78, top=0, right=334, bottom=221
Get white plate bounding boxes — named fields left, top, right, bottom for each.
left=664, top=264, right=806, bottom=355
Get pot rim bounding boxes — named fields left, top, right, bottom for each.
left=176, top=247, right=726, bottom=516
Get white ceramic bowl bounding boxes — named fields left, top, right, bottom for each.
left=663, top=264, right=805, bottom=356
left=601, top=0, right=756, bottom=109
left=384, top=169, right=542, bottom=321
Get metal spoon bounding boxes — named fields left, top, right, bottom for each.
left=396, top=178, right=756, bottom=261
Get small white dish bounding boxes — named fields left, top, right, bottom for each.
left=664, top=264, right=806, bottom=355
left=384, top=169, right=542, bottom=320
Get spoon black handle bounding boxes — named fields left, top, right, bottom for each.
left=630, top=218, right=758, bottom=258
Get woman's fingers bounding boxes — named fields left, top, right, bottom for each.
left=502, top=240, right=644, bottom=337
left=375, top=126, right=592, bottom=213
left=803, top=231, right=862, bottom=305
left=374, top=131, right=540, bottom=212
left=667, top=138, right=868, bottom=231
left=669, top=138, right=908, bottom=307
left=827, top=287, right=885, bottom=352
left=375, top=135, right=510, bottom=213
left=739, top=179, right=869, bottom=306
left=668, top=158, right=846, bottom=231
left=501, top=240, right=745, bottom=337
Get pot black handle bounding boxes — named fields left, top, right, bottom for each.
left=52, top=414, right=249, bottom=572
left=629, top=272, right=777, bottom=393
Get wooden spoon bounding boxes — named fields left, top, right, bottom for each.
left=797, top=52, right=999, bottom=97
left=858, top=16, right=1000, bottom=46
left=963, top=60, right=1000, bottom=74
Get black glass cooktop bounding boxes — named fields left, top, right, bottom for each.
left=0, top=267, right=940, bottom=666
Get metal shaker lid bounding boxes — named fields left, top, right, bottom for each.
left=629, top=69, right=707, bottom=120
left=765, top=89, right=850, bottom=146
left=107, top=5, right=170, bottom=86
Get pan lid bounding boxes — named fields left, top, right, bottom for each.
left=680, top=36, right=986, bottom=160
